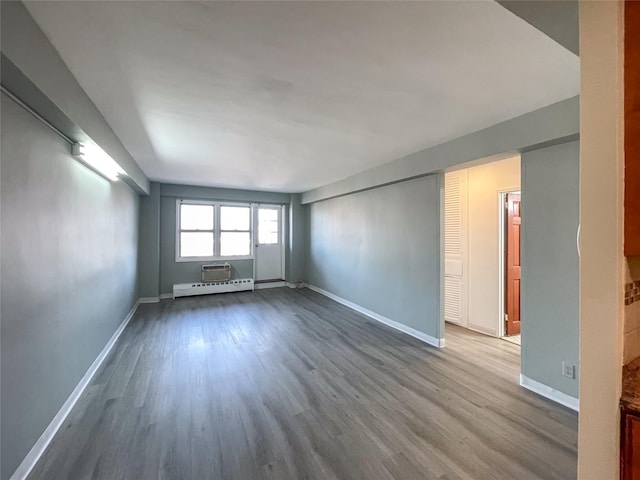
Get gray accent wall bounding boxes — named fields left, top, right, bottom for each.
left=306, top=175, right=442, bottom=339
left=0, top=93, right=140, bottom=479
left=302, top=96, right=578, bottom=204
left=160, top=184, right=290, bottom=204
left=153, top=186, right=294, bottom=295
left=1, top=1, right=149, bottom=194
left=159, top=196, right=254, bottom=294
left=138, top=182, right=161, bottom=298
left=521, top=141, right=580, bottom=398
left=286, top=194, right=307, bottom=284
left=497, top=1, right=579, bottom=55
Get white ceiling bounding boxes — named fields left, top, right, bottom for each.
left=25, top=1, right=579, bottom=193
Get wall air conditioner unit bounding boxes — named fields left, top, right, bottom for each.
left=202, top=263, right=231, bottom=283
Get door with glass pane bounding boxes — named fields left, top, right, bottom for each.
left=255, top=205, right=284, bottom=281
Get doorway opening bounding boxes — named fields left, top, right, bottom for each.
left=442, top=155, right=521, bottom=346
left=499, top=191, right=521, bottom=346
left=253, top=204, right=286, bottom=285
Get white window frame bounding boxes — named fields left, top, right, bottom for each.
left=252, top=204, right=286, bottom=282
left=256, top=205, right=282, bottom=246
left=175, top=199, right=254, bottom=262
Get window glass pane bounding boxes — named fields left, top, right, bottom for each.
left=181, top=204, right=213, bottom=230
left=220, top=232, right=250, bottom=256
left=180, top=232, right=214, bottom=257
left=220, top=206, right=250, bottom=231
left=258, top=208, right=279, bottom=244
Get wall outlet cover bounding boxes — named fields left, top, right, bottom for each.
left=562, top=362, right=575, bottom=379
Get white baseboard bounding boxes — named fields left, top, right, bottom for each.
left=255, top=281, right=286, bottom=290
left=139, top=296, right=159, bottom=304
left=467, top=322, right=499, bottom=338
left=10, top=299, right=141, bottom=480
left=520, top=374, right=579, bottom=411
left=306, top=284, right=444, bottom=348
left=140, top=293, right=172, bottom=303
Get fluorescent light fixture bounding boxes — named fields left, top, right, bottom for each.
left=71, top=142, right=125, bottom=181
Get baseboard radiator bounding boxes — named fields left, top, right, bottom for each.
left=173, top=278, right=254, bottom=299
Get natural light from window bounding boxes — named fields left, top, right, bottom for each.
left=258, top=208, right=279, bottom=244
left=180, top=204, right=214, bottom=257
left=220, top=206, right=251, bottom=256
left=177, top=202, right=256, bottom=259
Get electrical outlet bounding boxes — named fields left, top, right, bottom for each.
left=562, top=362, right=575, bottom=379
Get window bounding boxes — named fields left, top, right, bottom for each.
left=220, top=206, right=251, bottom=256
left=177, top=200, right=252, bottom=260
left=179, top=204, right=214, bottom=257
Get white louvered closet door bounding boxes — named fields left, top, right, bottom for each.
left=444, top=171, right=468, bottom=327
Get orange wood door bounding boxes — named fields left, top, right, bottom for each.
left=625, top=0, right=640, bottom=255
left=622, top=412, right=640, bottom=480
left=505, top=193, right=521, bottom=336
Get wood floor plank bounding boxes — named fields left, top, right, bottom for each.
left=26, top=287, right=577, bottom=480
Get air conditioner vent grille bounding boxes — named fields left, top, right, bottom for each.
left=202, top=263, right=231, bottom=283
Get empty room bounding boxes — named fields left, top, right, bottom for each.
left=0, top=1, right=633, bottom=480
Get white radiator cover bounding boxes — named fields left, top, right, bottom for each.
left=173, top=278, right=254, bottom=299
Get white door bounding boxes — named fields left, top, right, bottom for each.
left=444, top=171, right=468, bottom=326
left=254, top=205, right=284, bottom=281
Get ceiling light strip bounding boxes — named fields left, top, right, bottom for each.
left=71, top=142, right=125, bottom=181
left=1, top=85, right=126, bottom=182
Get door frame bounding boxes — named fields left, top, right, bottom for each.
left=252, top=204, right=286, bottom=282
left=498, top=189, right=521, bottom=337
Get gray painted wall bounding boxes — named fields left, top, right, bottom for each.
left=139, top=183, right=300, bottom=296
left=306, top=175, right=442, bottom=339
left=0, top=94, right=140, bottom=479
left=521, top=141, right=580, bottom=398
left=160, top=183, right=290, bottom=204
left=159, top=196, right=254, bottom=294
left=138, top=182, right=161, bottom=298
left=286, top=194, right=307, bottom=284
left=1, top=1, right=149, bottom=194
left=302, top=96, right=578, bottom=204
left=143, top=183, right=283, bottom=297
left=157, top=187, right=295, bottom=295
left=497, top=1, right=578, bottom=55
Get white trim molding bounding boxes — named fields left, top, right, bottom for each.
left=175, top=199, right=255, bottom=263
left=139, top=296, right=159, bottom=304
left=498, top=188, right=521, bottom=338
left=9, top=300, right=141, bottom=480
left=306, top=284, right=445, bottom=348
left=466, top=323, right=497, bottom=337
left=520, top=374, right=579, bottom=412
left=140, top=293, right=172, bottom=303
left=255, top=281, right=286, bottom=290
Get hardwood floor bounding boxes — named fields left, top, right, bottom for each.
left=28, top=287, right=577, bottom=480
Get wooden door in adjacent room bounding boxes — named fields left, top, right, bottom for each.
left=505, top=192, right=521, bottom=335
